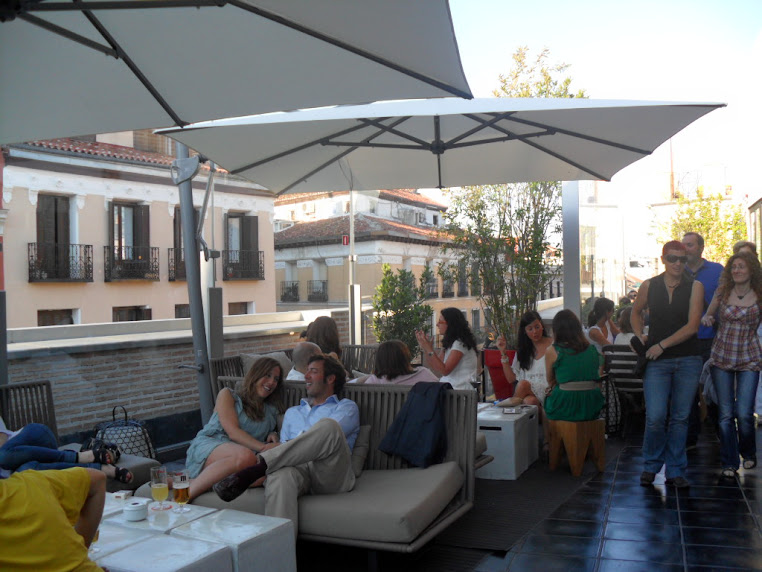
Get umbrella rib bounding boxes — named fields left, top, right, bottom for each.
left=277, top=117, right=411, bottom=195
left=356, top=117, right=426, bottom=147
left=466, top=113, right=610, bottom=179
left=447, top=131, right=552, bottom=149
left=321, top=142, right=426, bottom=151
left=445, top=112, right=517, bottom=146
left=226, top=0, right=472, bottom=99
left=490, top=114, right=652, bottom=155
left=18, top=14, right=118, bottom=57
left=74, top=0, right=186, bottom=127
left=230, top=123, right=372, bottom=174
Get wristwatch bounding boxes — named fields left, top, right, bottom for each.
left=428, top=351, right=434, bottom=357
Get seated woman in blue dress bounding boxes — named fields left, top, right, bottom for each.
left=186, top=356, right=286, bottom=500
left=544, top=309, right=605, bottom=422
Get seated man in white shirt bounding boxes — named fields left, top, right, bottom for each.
left=285, top=341, right=322, bottom=381
left=214, top=354, right=359, bottom=538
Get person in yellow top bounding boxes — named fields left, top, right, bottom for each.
left=0, top=467, right=105, bottom=571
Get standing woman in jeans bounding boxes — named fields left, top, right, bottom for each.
left=631, top=240, right=704, bottom=489
left=701, top=251, right=762, bottom=477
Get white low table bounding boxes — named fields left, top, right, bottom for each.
left=89, top=521, right=154, bottom=559
left=475, top=404, right=539, bottom=480
left=103, top=502, right=216, bottom=534
left=96, top=534, right=232, bottom=572
left=171, top=509, right=296, bottom=572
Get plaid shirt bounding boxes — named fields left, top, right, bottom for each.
left=711, top=302, right=762, bottom=370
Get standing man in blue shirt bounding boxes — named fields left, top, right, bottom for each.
left=214, top=354, right=359, bottom=537
left=682, top=232, right=724, bottom=447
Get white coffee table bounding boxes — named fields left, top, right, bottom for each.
left=89, top=521, right=154, bottom=559
left=476, top=404, right=539, bottom=480
left=96, top=534, right=232, bottom=572
left=103, top=502, right=216, bottom=534
left=171, top=509, right=295, bottom=572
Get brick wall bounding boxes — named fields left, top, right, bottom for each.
left=8, top=310, right=360, bottom=437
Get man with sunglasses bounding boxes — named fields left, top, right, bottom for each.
left=682, top=232, right=724, bottom=447
left=631, top=241, right=704, bottom=488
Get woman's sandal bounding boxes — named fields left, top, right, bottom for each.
left=721, top=468, right=737, bottom=478
left=743, top=458, right=757, bottom=470
left=83, top=439, right=121, bottom=465
left=113, top=466, right=133, bottom=484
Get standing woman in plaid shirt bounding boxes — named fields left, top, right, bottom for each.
left=702, top=251, right=762, bottom=477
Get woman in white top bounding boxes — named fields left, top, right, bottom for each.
left=415, top=307, right=478, bottom=391
left=613, top=306, right=637, bottom=346
left=363, top=340, right=439, bottom=385
left=496, top=310, right=553, bottom=407
left=587, top=297, right=619, bottom=353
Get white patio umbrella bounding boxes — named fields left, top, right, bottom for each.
left=159, top=96, right=725, bottom=348
left=158, top=97, right=725, bottom=195
left=0, top=0, right=471, bottom=145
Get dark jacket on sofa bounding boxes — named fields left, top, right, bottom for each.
left=379, top=382, right=451, bottom=467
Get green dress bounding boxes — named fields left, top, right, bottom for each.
left=544, top=344, right=604, bottom=421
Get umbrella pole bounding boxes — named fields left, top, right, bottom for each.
left=348, top=190, right=361, bottom=344
left=173, top=143, right=214, bottom=424
left=562, top=181, right=581, bottom=317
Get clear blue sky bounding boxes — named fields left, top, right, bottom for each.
left=449, top=0, right=762, bottom=198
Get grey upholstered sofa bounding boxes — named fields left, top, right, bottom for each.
left=143, top=381, right=477, bottom=554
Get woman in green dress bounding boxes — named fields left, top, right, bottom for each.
left=544, top=309, right=604, bottom=422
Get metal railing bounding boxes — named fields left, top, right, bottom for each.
left=104, top=246, right=160, bottom=281
left=222, top=250, right=265, bottom=281
left=28, top=243, right=93, bottom=282
left=442, top=280, right=455, bottom=298
left=425, top=280, right=438, bottom=299
left=167, top=248, right=186, bottom=281
left=280, top=281, right=300, bottom=302
left=307, top=280, right=328, bottom=302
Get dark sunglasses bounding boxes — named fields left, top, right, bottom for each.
left=664, top=254, right=688, bottom=264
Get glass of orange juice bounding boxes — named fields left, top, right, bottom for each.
left=150, top=467, right=171, bottom=511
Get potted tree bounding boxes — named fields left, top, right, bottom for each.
left=441, top=182, right=562, bottom=399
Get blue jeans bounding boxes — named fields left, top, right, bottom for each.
left=0, top=423, right=99, bottom=472
left=711, top=367, right=759, bottom=469
left=642, top=356, right=702, bottom=478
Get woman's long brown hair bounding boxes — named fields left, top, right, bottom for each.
left=715, top=251, right=762, bottom=304
left=237, top=357, right=286, bottom=420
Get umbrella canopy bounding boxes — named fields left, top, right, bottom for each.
left=0, top=0, right=471, bottom=145
left=158, top=97, right=725, bottom=194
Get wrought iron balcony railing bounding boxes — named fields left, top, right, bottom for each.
left=222, top=250, right=265, bottom=281
left=307, top=280, right=328, bottom=302
left=425, top=281, right=438, bottom=299
left=104, top=246, right=160, bottom=281
left=28, top=243, right=93, bottom=282
left=280, top=281, right=300, bottom=302
left=442, top=280, right=455, bottom=298
left=168, top=248, right=186, bottom=282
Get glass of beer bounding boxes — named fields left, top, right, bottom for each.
left=150, top=466, right=171, bottom=511
left=172, top=469, right=191, bottom=513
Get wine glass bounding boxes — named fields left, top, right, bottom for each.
left=150, top=467, right=171, bottom=511
left=172, top=469, right=191, bottom=513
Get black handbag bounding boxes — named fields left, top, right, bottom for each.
left=92, top=406, right=157, bottom=459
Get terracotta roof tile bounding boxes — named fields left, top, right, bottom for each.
left=274, top=188, right=446, bottom=209
left=275, top=213, right=446, bottom=247
left=18, top=138, right=219, bottom=171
